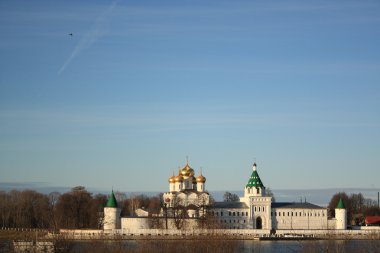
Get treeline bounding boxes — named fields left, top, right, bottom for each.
left=0, top=186, right=161, bottom=230
left=328, top=192, right=380, bottom=225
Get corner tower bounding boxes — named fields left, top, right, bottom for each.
left=104, top=190, right=121, bottom=230
left=335, top=198, right=347, bottom=229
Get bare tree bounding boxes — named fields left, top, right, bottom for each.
left=223, top=192, right=239, bottom=202
left=266, top=187, right=276, bottom=202
left=171, top=197, right=187, bottom=230
left=55, top=186, right=93, bottom=228
left=48, top=192, right=61, bottom=231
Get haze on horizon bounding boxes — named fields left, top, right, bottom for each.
left=0, top=0, right=379, bottom=193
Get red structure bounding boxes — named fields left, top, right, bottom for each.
left=365, top=216, right=380, bottom=226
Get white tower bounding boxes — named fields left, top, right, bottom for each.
left=240, top=163, right=272, bottom=230
left=335, top=198, right=347, bottom=230
left=168, top=173, right=175, bottom=192
left=104, top=191, right=121, bottom=230
left=196, top=169, right=206, bottom=192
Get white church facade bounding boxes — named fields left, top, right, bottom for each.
left=103, top=161, right=347, bottom=232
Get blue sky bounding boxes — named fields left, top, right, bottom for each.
left=0, top=0, right=379, bottom=193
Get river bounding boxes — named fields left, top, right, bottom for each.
left=66, top=239, right=380, bottom=253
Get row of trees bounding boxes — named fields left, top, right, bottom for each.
left=328, top=192, right=380, bottom=225
left=0, top=186, right=162, bottom=230
left=1, top=187, right=378, bottom=229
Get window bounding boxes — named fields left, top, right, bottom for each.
left=229, top=211, right=231, bottom=216
left=279, top=212, right=281, bottom=216
left=283, top=212, right=285, bottom=216
left=237, top=212, right=239, bottom=216
left=233, top=212, right=235, bottom=216
left=271, top=212, right=273, bottom=217
left=287, top=212, right=289, bottom=216
left=257, top=188, right=260, bottom=194
left=244, top=220, right=246, bottom=223
left=246, top=212, right=248, bottom=216
left=221, top=212, right=223, bottom=216
left=295, top=212, right=297, bottom=216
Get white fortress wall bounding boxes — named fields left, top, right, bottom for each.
left=271, top=208, right=328, bottom=230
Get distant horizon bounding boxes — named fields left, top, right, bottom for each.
left=1, top=181, right=379, bottom=206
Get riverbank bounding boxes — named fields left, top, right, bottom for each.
left=56, top=227, right=380, bottom=241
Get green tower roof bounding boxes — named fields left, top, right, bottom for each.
left=336, top=198, right=345, bottom=209
left=246, top=163, right=265, bottom=188
left=106, top=190, right=118, bottom=208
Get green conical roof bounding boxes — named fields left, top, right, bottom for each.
left=246, top=163, right=265, bottom=188
left=336, top=198, right=345, bottom=209
left=106, top=190, right=118, bottom=208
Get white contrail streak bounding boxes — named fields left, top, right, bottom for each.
left=58, top=1, right=118, bottom=75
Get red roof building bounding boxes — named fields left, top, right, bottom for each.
left=365, top=216, right=380, bottom=226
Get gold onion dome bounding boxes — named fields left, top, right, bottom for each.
left=180, top=162, right=195, bottom=177
left=175, top=175, right=184, bottom=182
left=196, top=174, right=206, bottom=183
left=168, top=175, right=176, bottom=183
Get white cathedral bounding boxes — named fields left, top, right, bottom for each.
left=104, top=161, right=347, bottom=231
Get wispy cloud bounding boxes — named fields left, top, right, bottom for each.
left=58, top=1, right=118, bottom=75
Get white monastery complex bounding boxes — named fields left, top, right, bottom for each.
left=103, top=161, right=347, bottom=233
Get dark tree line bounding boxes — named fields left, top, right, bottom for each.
left=328, top=192, right=380, bottom=225
left=0, top=186, right=162, bottom=230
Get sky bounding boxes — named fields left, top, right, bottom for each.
left=0, top=0, right=379, bottom=194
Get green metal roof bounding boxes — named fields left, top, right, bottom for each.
left=336, top=198, right=345, bottom=209
left=246, top=164, right=265, bottom=188
left=106, top=190, right=118, bottom=208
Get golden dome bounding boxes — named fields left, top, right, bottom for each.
left=168, top=175, right=176, bottom=183
left=180, top=162, right=195, bottom=177
left=196, top=174, right=206, bottom=183
left=175, top=175, right=184, bottom=182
